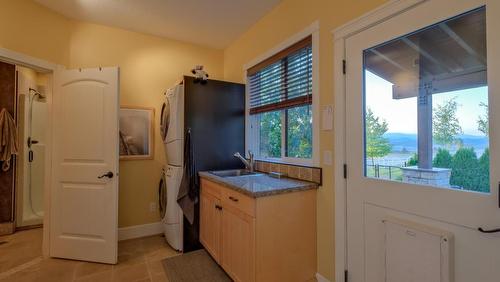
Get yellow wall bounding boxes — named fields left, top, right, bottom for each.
left=1, top=0, right=395, bottom=279
left=0, top=0, right=224, bottom=228
left=68, top=21, right=224, bottom=227
left=0, top=0, right=71, bottom=65
left=223, top=0, right=387, bottom=280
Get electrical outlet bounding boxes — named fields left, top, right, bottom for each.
left=323, top=150, right=333, bottom=166
left=149, top=202, right=157, bottom=212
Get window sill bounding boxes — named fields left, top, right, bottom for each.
left=254, top=157, right=317, bottom=169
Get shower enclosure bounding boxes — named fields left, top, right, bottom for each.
left=16, top=67, right=47, bottom=228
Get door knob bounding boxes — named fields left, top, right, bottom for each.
left=98, top=171, right=114, bottom=179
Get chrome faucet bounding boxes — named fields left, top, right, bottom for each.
left=233, top=151, right=255, bottom=172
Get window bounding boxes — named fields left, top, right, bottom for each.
left=247, top=36, right=313, bottom=163
left=363, top=7, right=489, bottom=192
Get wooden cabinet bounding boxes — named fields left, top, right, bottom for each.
left=221, top=205, right=255, bottom=282
left=200, top=178, right=316, bottom=282
left=200, top=188, right=222, bottom=262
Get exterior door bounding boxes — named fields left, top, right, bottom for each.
left=345, top=0, right=500, bottom=281
left=50, top=67, right=119, bottom=264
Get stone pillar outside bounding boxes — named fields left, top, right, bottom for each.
left=401, top=166, right=451, bottom=187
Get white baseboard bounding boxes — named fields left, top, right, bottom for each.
left=316, top=273, right=332, bottom=282
left=118, top=222, right=164, bottom=241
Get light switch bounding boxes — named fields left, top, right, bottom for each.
left=323, top=150, right=333, bottom=166
left=322, top=105, right=333, bottom=131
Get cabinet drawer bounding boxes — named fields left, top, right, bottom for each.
left=220, top=186, right=255, bottom=217
left=201, top=179, right=222, bottom=198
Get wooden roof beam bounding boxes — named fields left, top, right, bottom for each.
left=369, top=49, right=408, bottom=71
left=439, top=23, right=486, bottom=66
left=401, top=38, right=454, bottom=73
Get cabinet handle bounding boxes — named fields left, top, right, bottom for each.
left=215, top=205, right=222, bottom=210
left=478, top=227, right=500, bottom=233
left=229, top=196, right=239, bottom=202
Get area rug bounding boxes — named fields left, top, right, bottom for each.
left=162, top=249, right=232, bottom=282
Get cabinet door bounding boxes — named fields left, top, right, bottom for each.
left=222, top=206, right=255, bottom=282
left=200, top=191, right=222, bottom=262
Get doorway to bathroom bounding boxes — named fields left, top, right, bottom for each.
left=0, top=57, right=52, bottom=276
left=15, top=66, right=49, bottom=229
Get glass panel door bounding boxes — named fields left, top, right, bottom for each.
left=344, top=1, right=500, bottom=281
left=363, top=7, right=489, bottom=192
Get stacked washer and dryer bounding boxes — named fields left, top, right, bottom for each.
left=159, top=83, right=184, bottom=252
left=158, top=76, right=246, bottom=253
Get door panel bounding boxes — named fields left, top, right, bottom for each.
left=200, top=190, right=222, bottom=262
left=61, top=83, right=105, bottom=160
left=50, top=68, right=119, bottom=264
left=345, top=1, right=500, bottom=281
left=222, top=206, right=255, bottom=282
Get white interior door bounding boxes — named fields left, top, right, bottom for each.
left=50, top=67, right=119, bottom=264
left=345, top=0, right=500, bottom=281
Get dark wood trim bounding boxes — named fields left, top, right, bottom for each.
left=249, top=95, right=312, bottom=115
left=247, top=36, right=312, bottom=76
left=15, top=224, right=43, bottom=231
left=0, top=61, right=16, bottom=223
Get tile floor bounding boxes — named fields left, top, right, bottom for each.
left=0, top=228, right=179, bottom=282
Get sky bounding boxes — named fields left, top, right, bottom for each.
left=365, top=70, right=488, bottom=136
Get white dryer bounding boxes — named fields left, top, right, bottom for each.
left=159, top=165, right=184, bottom=251
left=161, top=85, right=184, bottom=166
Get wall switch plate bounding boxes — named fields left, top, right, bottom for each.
left=149, top=202, right=157, bottom=212
left=323, top=150, right=333, bottom=166
left=321, top=105, right=333, bottom=131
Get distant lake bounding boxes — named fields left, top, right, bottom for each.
left=368, top=133, right=490, bottom=166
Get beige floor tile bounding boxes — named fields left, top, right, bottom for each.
left=150, top=272, right=169, bottom=282
left=112, top=263, right=149, bottom=282
left=0, top=228, right=43, bottom=273
left=1, top=230, right=177, bottom=282
left=74, top=261, right=113, bottom=278
left=35, top=258, right=79, bottom=282
left=141, top=235, right=168, bottom=254
left=0, top=271, right=38, bottom=282
left=115, top=251, right=146, bottom=270
left=74, top=270, right=113, bottom=282
left=146, top=259, right=165, bottom=275
left=119, top=238, right=143, bottom=254
left=145, top=248, right=179, bottom=262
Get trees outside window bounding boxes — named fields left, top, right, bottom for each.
left=477, top=102, right=489, bottom=136
left=433, top=148, right=452, bottom=168
left=365, top=108, right=392, bottom=166
left=433, top=98, right=462, bottom=148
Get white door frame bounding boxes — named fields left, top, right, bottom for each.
left=331, top=1, right=427, bottom=281
left=0, top=47, right=59, bottom=258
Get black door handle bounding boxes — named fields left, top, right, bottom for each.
left=98, top=171, right=114, bottom=179
left=478, top=227, right=500, bottom=234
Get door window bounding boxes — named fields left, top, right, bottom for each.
left=363, top=7, right=489, bottom=192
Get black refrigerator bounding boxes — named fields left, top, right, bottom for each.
left=182, top=76, right=245, bottom=252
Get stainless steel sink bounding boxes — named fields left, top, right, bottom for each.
left=209, top=169, right=261, bottom=178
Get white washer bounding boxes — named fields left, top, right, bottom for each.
left=161, top=85, right=184, bottom=166
left=159, top=165, right=184, bottom=251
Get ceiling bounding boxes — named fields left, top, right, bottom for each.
left=34, top=0, right=281, bottom=49
left=365, top=7, right=486, bottom=99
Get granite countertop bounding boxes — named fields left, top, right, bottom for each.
left=198, top=171, right=318, bottom=198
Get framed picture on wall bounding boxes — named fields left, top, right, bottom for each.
left=119, top=106, right=155, bottom=160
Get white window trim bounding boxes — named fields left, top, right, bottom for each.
left=243, top=21, right=320, bottom=167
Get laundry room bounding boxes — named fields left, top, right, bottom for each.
left=3, top=1, right=499, bottom=282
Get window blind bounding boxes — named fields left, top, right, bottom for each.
left=248, top=36, right=312, bottom=115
